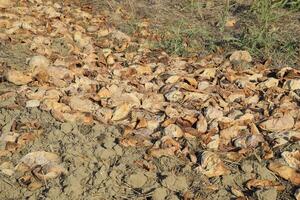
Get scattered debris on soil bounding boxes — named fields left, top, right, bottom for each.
left=0, top=0, right=300, bottom=199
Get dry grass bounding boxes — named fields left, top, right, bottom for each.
left=75, top=0, right=300, bottom=67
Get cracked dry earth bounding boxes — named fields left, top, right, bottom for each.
left=1, top=0, right=300, bottom=200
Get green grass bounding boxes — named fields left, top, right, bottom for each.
left=234, top=0, right=278, bottom=58
left=156, top=20, right=213, bottom=56
left=273, top=0, right=300, bottom=10
left=103, top=0, right=299, bottom=67
left=230, top=0, right=299, bottom=64
left=218, top=0, right=231, bottom=32
left=155, top=0, right=287, bottom=60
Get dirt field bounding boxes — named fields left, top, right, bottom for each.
left=0, top=0, right=300, bottom=200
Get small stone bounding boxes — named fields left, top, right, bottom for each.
left=127, top=173, right=147, bottom=188
left=26, top=100, right=40, bottom=108
left=152, top=187, right=168, bottom=200
left=255, top=189, right=277, bottom=200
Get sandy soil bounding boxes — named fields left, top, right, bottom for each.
left=0, top=108, right=295, bottom=199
